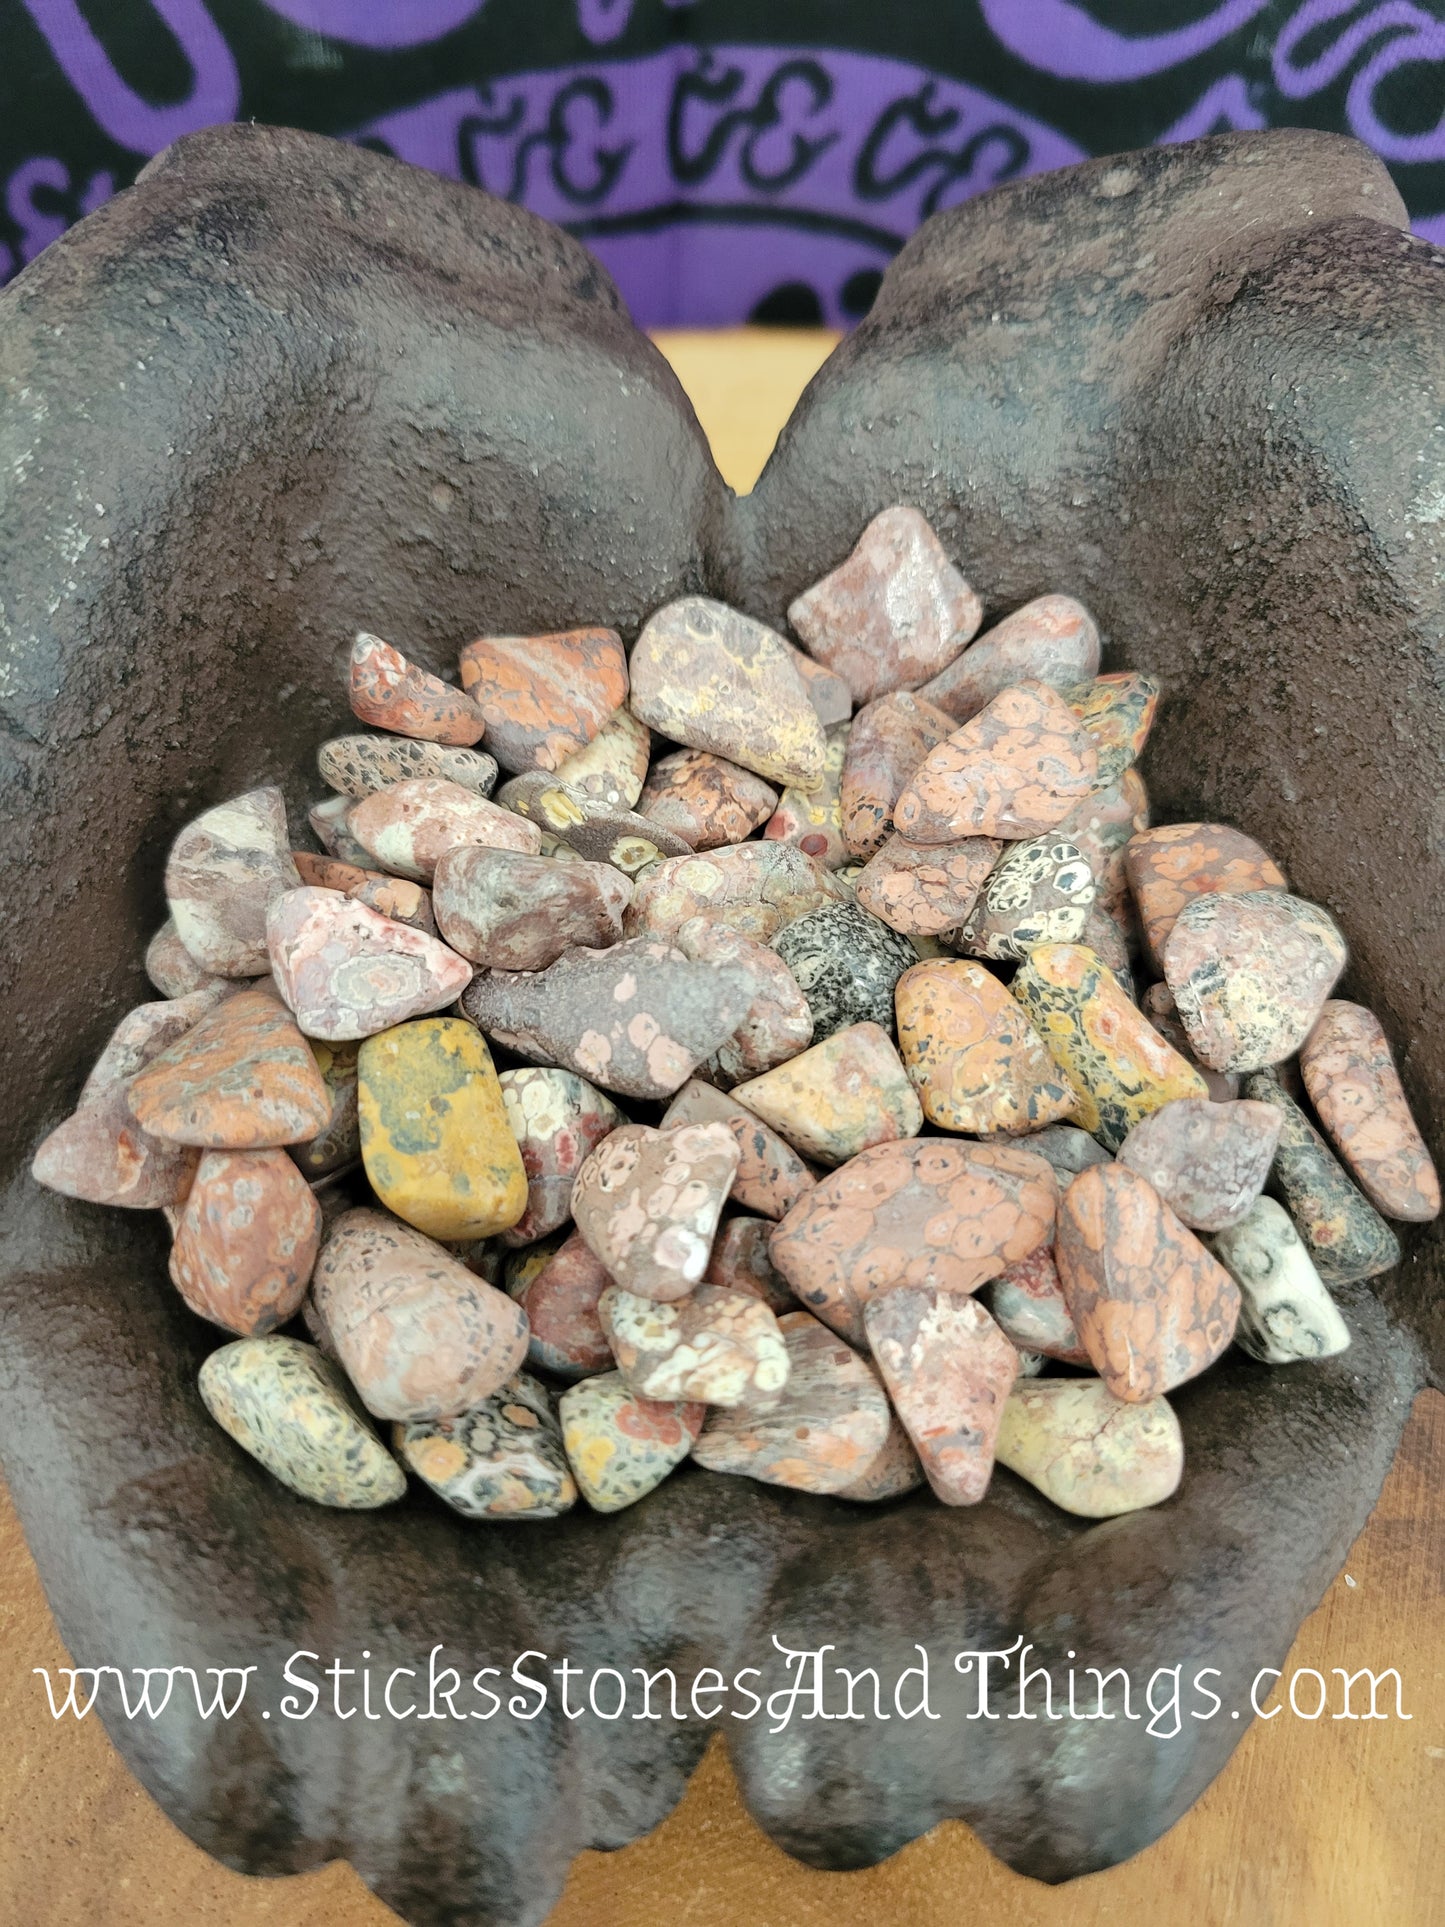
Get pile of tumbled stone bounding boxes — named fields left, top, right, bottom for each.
left=34, top=505, right=1440, bottom=1523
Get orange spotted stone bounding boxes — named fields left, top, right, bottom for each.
left=507, top=1229, right=614, bottom=1381
left=894, top=682, right=1098, bottom=843
left=704, top=1215, right=798, bottom=1315
left=127, top=987, right=332, bottom=1149
left=291, top=853, right=438, bottom=936
left=349, top=631, right=486, bottom=745
left=1064, top=671, right=1160, bottom=784
left=1125, top=822, right=1287, bottom=969
left=349, top=777, right=541, bottom=883
left=854, top=831, right=1001, bottom=935
left=497, top=1066, right=625, bottom=1247
left=917, top=593, right=1101, bottom=723
left=691, top=1310, right=891, bottom=1494
left=763, top=721, right=850, bottom=868
left=571, top=1121, right=740, bottom=1301
left=895, top=958, right=1078, bottom=1135
left=786, top=505, right=983, bottom=705
left=671, top=920, right=814, bottom=1086
left=1056, top=1162, right=1240, bottom=1402
left=624, top=841, right=846, bottom=945
left=731, top=1021, right=921, bottom=1167
left=833, top=1411, right=926, bottom=1501
left=170, top=1147, right=322, bottom=1334
left=840, top=690, right=956, bottom=861
left=769, top=1137, right=1058, bottom=1344
left=1058, top=769, right=1150, bottom=929
left=637, top=749, right=778, bottom=850
left=293, top=851, right=370, bottom=893
left=457, top=627, right=627, bottom=774
left=1300, top=1000, right=1441, bottom=1222
left=985, top=1242, right=1091, bottom=1365
left=864, top=1287, right=1018, bottom=1505
left=662, top=1080, right=815, bottom=1220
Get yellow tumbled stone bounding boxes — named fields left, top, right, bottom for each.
left=358, top=1016, right=527, bottom=1240
left=1010, top=943, right=1206, bottom=1152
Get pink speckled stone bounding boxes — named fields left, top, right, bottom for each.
left=266, top=887, right=472, bottom=1041
left=571, top=1121, right=740, bottom=1301
left=170, top=1147, right=322, bottom=1335
left=497, top=1067, right=625, bottom=1247
left=349, top=777, right=542, bottom=882
left=864, top=1287, right=1019, bottom=1505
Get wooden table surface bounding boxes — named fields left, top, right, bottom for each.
left=2, top=329, right=1440, bottom=1927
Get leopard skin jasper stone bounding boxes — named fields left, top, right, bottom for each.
left=731, top=1022, right=922, bottom=1168
left=1163, top=889, right=1347, bottom=1074
left=347, top=630, right=485, bottom=745
left=955, top=834, right=1096, bottom=961
left=1056, top=1162, right=1240, bottom=1403
left=1078, top=901, right=1136, bottom=995
left=1117, top=1096, right=1282, bottom=1232
left=1057, top=768, right=1150, bottom=929
left=394, top=1372, right=577, bottom=1520
left=1014, top=1123, right=1112, bottom=1185
left=984, top=1241, right=1091, bottom=1365
left=636, top=748, right=779, bottom=851
left=559, top=1370, right=704, bottom=1512
left=624, top=841, right=847, bottom=946
left=994, top=1377, right=1183, bottom=1519
left=431, top=845, right=627, bottom=970
left=349, top=777, right=542, bottom=883
left=839, top=690, right=957, bottom=863
left=358, top=1018, right=526, bottom=1242
left=1212, top=1196, right=1352, bottom=1366
left=350, top=873, right=438, bottom=937
left=318, top=732, right=498, bottom=800
left=127, top=986, right=332, bottom=1149
left=894, top=682, right=1099, bottom=844
left=1140, top=980, right=1239, bottom=1103
left=505, top=1229, right=614, bottom=1381
left=289, top=1039, right=361, bottom=1180
left=308, top=794, right=373, bottom=868
left=1299, top=1000, right=1441, bottom=1222
left=786, top=505, right=983, bottom=705
left=691, top=1310, right=891, bottom=1493
left=1125, top=821, right=1287, bottom=970
left=916, top=592, right=1101, bottom=723
left=1062, top=671, right=1160, bottom=785
left=199, top=1335, right=406, bottom=1509
left=704, top=1215, right=798, bottom=1316
left=461, top=938, right=754, bottom=1101
left=854, top=831, right=1002, bottom=936
left=1242, top=1069, right=1403, bottom=1285
left=292, top=851, right=372, bottom=894
left=763, top=721, right=851, bottom=869
left=1011, top=943, right=1207, bottom=1151
left=784, top=639, right=854, bottom=725
left=497, top=1066, right=624, bottom=1248
left=493, top=771, right=691, bottom=872
left=145, top=917, right=226, bottom=998
left=600, top=1283, right=791, bottom=1407
left=672, top=919, right=813, bottom=1086
left=550, top=705, right=652, bottom=808
left=630, top=596, right=828, bottom=791
left=266, top=888, right=472, bottom=1042
left=457, top=626, right=627, bottom=774
left=769, top=1137, right=1058, bottom=1345
left=894, top=958, right=1079, bottom=1136
left=864, top=1287, right=1018, bottom=1505
left=165, top=785, right=303, bottom=978
left=170, top=1147, right=322, bottom=1335
left=771, top=901, right=917, bottom=1042
left=571, top=1121, right=740, bottom=1301
left=832, top=1408, right=927, bottom=1501
left=314, top=1206, right=529, bottom=1421
left=662, top=1081, right=815, bottom=1221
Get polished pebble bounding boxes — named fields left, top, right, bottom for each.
left=864, top=1287, right=1017, bottom=1505
left=550, top=706, right=652, bottom=808
left=458, top=627, right=627, bottom=773
left=854, top=831, right=1001, bottom=936
left=349, top=776, right=542, bottom=883
left=832, top=1411, right=927, bottom=1501
left=146, top=918, right=225, bottom=998
left=394, top=1372, right=577, bottom=1519
left=916, top=593, right=1101, bottom=723
left=984, top=1241, right=1091, bottom=1364
left=1212, top=1196, right=1352, bottom=1365
left=498, top=1066, right=624, bottom=1247
left=786, top=641, right=854, bottom=725
left=771, top=901, right=917, bottom=1041
left=1163, top=889, right=1347, bottom=1074
left=318, top=733, right=498, bottom=800
left=661, top=1080, right=815, bottom=1220
left=1124, top=821, right=1287, bottom=969
left=625, top=841, right=846, bottom=946
left=995, top=1378, right=1183, bottom=1518
left=894, top=681, right=1098, bottom=843
left=170, top=1147, right=321, bottom=1334
left=559, top=1371, right=704, bottom=1512
left=308, top=794, right=374, bottom=867
left=1117, top=1096, right=1281, bottom=1231
left=839, top=690, right=956, bottom=862
left=600, top=1283, right=791, bottom=1406
left=704, top=1215, right=798, bottom=1315
left=289, top=1039, right=361, bottom=1180
left=731, top=1021, right=922, bottom=1167
left=495, top=771, right=691, bottom=871
left=571, top=1121, right=739, bottom=1300
left=763, top=722, right=850, bottom=868
left=672, top=919, right=814, bottom=1086
left=1299, top=1000, right=1440, bottom=1222
left=1140, top=980, right=1239, bottom=1103
left=431, top=845, right=627, bottom=969
left=954, top=834, right=1096, bottom=960
left=349, top=631, right=487, bottom=744
left=895, top=959, right=1078, bottom=1136
left=637, top=748, right=779, bottom=850
left=1058, top=769, right=1150, bottom=931
left=165, top=785, right=302, bottom=977
left=127, top=987, right=332, bottom=1149
left=1014, top=1123, right=1112, bottom=1184
left=1063, top=671, right=1159, bottom=784
left=266, top=887, right=472, bottom=1041
left=507, top=1229, right=615, bottom=1380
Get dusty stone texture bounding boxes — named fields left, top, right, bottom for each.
left=497, top=1066, right=624, bottom=1248
left=1125, top=821, right=1287, bottom=968
left=571, top=1121, right=740, bottom=1301
left=1300, top=1000, right=1441, bottom=1222
left=661, top=1080, right=815, bottom=1220
left=550, top=706, right=653, bottom=808
left=170, top=1147, right=322, bottom=1334
left=506, top=1229, right=615, bottom=1380
left=1141, top=980, right=1239, bottom=1103
left=995, top=1378, right=1183, bottom=1518
left=1242, top=1070, right=1403, bottom=1285
left=954, top=835, right=1096, bottom=961
left=558, top=1370, right=704, bottom=1512
left=1057, top=769, right=1150, bottom=931
left=692, top=1310, right=891, bottom=1493
left=349, top=777, right=542, bottom=882
left=637, top=748, right=779, bottom=850
left=1012, top=943, right=1208, bottom=1150
left=126, top=987, right=331, bottom=1149
left=984, top=1242, right=1092, bottom=1365
left=770, top=1137, right=1058, bottom=1345
left=917, top=593, right=1101, bottom=723
left=145, top=918, right=226, bottom=998
left=854, top=831, right=1001, bottom=936
left=1212, top=1196, right=1353, bottom=1365
left=266, top=887, right=472, bottom=1041
left=1063, top=672, right=1160, bottom=785
left=461, top=938, right=754, bottom=1101
left=457, top=627, right=627, bottom=773
left=894, top=682, right=1098, bottom=844
left=349, top=631, right=487, bottom=745
left=731, top=1021, right=922, bottom=1167
left=764, top=722, right=851, bottom=868
left=895, top=958, right=1078, bottom=1137
left=600, top=1282, right=791, bottom=1406
left=787, top=505, right=982, bottom=705
left=394, top=1372, right=577, bottom=1519
left=625, top=842, right=847, bottom=946
left=1117, top=1096, right=1281, bottom=1231
left=1164, top=888, right=1347, bottom=1074
left=771, top=901, right=917, bottom=1041
left=864, top=1287, right=1018, bottom=1504
left=431, top=845, right=627, bottom=969
left=672, top=919, right=814, bottom=1086
left=165, top=785, right=303, bottom=978
left=704, top=1215, right=799, bottom=1315
left=318, top=733, right=498, bottom=800
left=630, top=596, right=828, bottom=790
left=839, top=690, right=956, bottom=862
left=312, top=1206, right=529, bottom=1420
left=1056, top=1162, right=1240, bottom=1402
